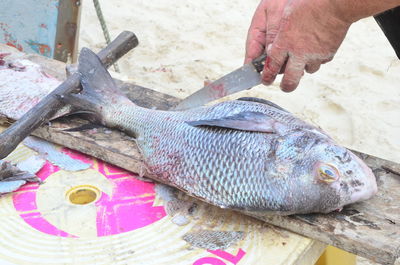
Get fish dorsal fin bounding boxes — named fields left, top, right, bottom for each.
left=186, top=111, right=278, bottom=133
left=237, top=97, right=290, bottom=113
left=78, top=48, right=132, bottom=105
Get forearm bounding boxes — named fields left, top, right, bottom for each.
left=334, top=0, right=400, bottom=22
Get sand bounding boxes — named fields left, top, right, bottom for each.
left=79, top=0, right=400, bottom=165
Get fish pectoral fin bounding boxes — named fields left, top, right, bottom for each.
left=186, top=111, right=278, bottom=133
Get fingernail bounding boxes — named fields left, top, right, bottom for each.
left=262, top=73, right=275, bottom=85
left=280, top=82, right=297, bottom=92
left=262, top=79, right=273, bottom=86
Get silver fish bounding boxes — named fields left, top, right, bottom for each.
left=65, top=48, right=377, bottom=215
left=0, top=53, right=70, bottom=122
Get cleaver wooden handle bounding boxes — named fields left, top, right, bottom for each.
left=252, top=53, right=267, bottom=72
left=0, top=31, right=139, bottom=159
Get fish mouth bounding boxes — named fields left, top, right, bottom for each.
left=348, top=152, right=378, bottom=203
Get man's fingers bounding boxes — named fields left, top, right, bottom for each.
left=280, top=57, right=305, bottom=92
left=245, top=1, right=268, bottom=63
left=265, top=8, right=279, bottom=49
left=265, top=0, right=287, bottom=48
left=262, top=45, right=287, bottom=85
left=244, top=30, right=266, bottom=64
left=305, top=62, right=321, bottom=74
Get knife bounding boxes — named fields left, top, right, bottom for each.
left=174, top=54, right=267, bottom=110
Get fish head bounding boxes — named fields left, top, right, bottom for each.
left=306, top=141, right=378, bottom=213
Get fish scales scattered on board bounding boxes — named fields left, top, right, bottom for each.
left=0, top=159, right=40, bottom=194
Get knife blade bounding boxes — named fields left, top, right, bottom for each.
left=174, top=54, right=267, bottom=110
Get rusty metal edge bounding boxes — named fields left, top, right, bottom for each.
left=54, top=0, right=82, bottom=63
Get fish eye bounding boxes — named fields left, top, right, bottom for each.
left=318, top=164, right=340, bottom=183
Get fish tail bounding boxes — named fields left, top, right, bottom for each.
left=64, top=48, right=136, bottom=125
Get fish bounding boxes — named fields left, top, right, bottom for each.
left=58, top=48, right=378, bottom=215
left=0, top=160, right=40, bottom=194
left=0, top=53, right=70, bottom=122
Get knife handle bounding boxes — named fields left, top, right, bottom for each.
left=252, top=53, right=267, bottom=72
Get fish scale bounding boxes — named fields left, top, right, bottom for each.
left=67, top=48, right=378, bottom=215
left=124, top=107, right=308, bottom=211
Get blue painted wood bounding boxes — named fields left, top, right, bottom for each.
left=0, top=0, right=59, bottom=58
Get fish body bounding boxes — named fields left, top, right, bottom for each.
left=68, top=48, right=378, bottom=215
left=0, top=54, right=69, bottom=121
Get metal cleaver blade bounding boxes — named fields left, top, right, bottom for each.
left=174, top=54, right=267, bottom=110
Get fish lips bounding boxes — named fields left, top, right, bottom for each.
left=348, top=152, right=378, bottom=203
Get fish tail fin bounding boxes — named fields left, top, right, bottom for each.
left=64, top=48, right=135, bottom=124
left=78, top=47, right=134, bottom=107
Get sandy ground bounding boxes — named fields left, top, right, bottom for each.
left=79, top=0, right=400, bottom=166
left=78, top=1, right=398, bottom=264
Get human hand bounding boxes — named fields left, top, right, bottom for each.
left=245, top=0, right=352, bottom=92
